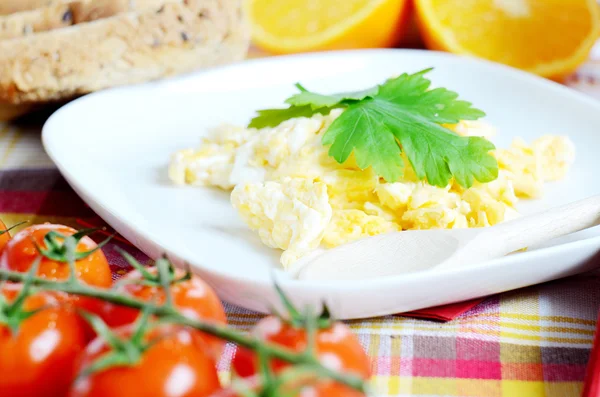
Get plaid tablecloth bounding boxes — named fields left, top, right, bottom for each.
left=2, top=42, right=600, bottom=396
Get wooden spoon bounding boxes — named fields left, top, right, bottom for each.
left=292, top=195, right=600, bottom=281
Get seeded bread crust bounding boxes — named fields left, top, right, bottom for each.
left=0, top=0, right=249, bottom=113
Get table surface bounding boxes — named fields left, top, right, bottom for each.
left=2, top=43, right=600, bottom=397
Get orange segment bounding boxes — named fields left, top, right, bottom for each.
left=245, top=0, right=411, bottom=54
left=415, top=0, right=600, bottom=78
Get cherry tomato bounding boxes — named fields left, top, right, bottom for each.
left=0, top=224, right=112, bottom=288
left=69, top=326, right=221, bottom=397
left=232, top=317, right=370, bottom=384
left=0, top=218, right=11, bottom=252
left=0, top=284, right=89, bottom=397
left=99, top=266, right=226, bottom=357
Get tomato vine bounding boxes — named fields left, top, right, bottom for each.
left=0, top=234, right=369, bottom=395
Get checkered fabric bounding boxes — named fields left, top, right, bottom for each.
left=1, top=40, right=600, bottom=396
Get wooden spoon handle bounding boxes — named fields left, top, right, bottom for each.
left=467, top=194, right=600, bottom=264
left=492, top=195, right=600, bottom=254
left=439, top=195, right=600, bottom=270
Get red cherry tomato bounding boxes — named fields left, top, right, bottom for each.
left=99, top=266, right=226, bottom=357
left=0, top=284, right=89, bottom=397
left=69, top=326, right=221, bottom=397
left=232, top=316, right=370, bottom=386
left=0, top=224, right=113, bottom=326
left=0, top=224, right=112, bottom=288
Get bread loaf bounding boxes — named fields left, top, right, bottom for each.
left=0, top=0, right=249, bottom=120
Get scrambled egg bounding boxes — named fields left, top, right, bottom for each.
left=169, top=113, right=575, bottom=268
left=231, top=178, right=332, bottom=265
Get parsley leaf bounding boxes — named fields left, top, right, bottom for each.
left=248, top=69, right=498, bottom=188
left=248, top=83, right=378, bottom=128
left=322, top=105, right=405, bottom=182
left=285, top=83, right=379, bottom=109
left=248, top=105, right=332, bottom=129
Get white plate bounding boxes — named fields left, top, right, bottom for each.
left=42, top=49, right=600, bottom=320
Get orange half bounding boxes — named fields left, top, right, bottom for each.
left=415, top=0, right=600, bottom=78
left=245, top=0, right=411, bottom=54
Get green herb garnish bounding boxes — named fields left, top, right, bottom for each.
left=249, top=68, right=499, bottom=188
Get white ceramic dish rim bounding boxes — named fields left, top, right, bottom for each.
left=42, top=49, right=600, bottom=293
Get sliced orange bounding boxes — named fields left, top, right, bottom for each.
left=415, top=0, right=600, bottom=78
left=244, top=0, right=411, bottom=54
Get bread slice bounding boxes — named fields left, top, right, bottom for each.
left=0, top=0, right=249, bottom=119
